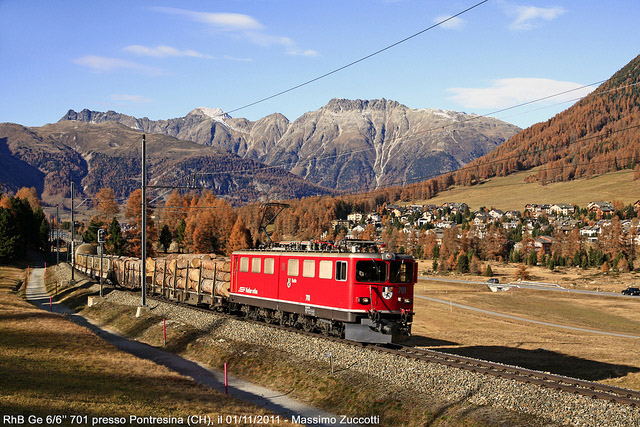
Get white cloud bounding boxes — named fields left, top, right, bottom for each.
left=223, top=55, right=253, bottom=62
left=287, top=49, right=319, bottom=57
left=447, top=78, right=595, bottom=109
left=153, top=6, right=316, bottom=57
left=109, top=94, right=152, bottom=103
left=508, top=5, right=566, bottom=30
left=243, top=32, right=295, bottom=48
left=73, top=55, right=165, bottom=75
left=434, top=15, right=465, bottom=30
left=123, top=45, right=211, bottom=58
left=153, top=7, right=263, bottom=31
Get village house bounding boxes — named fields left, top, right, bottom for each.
left=588, top=201, right=615, bottom=219
left=580, top=225, right=600, bottom=242
left=434, top=220, right=455, bottom=229
left=534, top=235, right=554, bottom=254
left=366, top=212, right=382, bottom=223
left=441, top=202, right=468, bottom=213
left=550, top=203, right=575, bottom=216
left=502, top=220, right=520, bottom=230
left=474, top=212, right=492, bottom=225
left=347, top=212, right=363, bottom=223
left=489, top=209, right=505, bottom=221
left=505, top=210, right=521, bottom=219
left=524, top=203, right=551, bottom=218
left=331, top=219, right=352, bottom=230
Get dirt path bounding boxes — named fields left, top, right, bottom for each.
left=26, top=266, right=346, bottom=427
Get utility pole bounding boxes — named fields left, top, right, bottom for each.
left=70, top=181, right=75, bottom=285
left=141, top=134, right=147, bottom=307
left=98, top=229, right=105, bottom=297
left=56, top=205, right=60, bottom=267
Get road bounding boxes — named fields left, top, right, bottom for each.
left=416, top=295, right=640, bottom=339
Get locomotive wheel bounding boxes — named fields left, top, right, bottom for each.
left=301, top=317, right=313, bottom=332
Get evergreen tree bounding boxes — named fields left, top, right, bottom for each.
left=456, top=253, right=469, bottom=273
left=175, top=218, right=186, bottom=253
left=106, top=217, right=124, bottom=256
left=159, top=225, right=172, bottom=253
left=484, top=264, right=494, bottom=277
left=0, top=208, right=20, bottom=260
left=39, top=217, right=50, bottom=253
left=83, top=218, right=104, bottom=244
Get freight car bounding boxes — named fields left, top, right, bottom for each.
left=74, top=239, right=416, bottom=343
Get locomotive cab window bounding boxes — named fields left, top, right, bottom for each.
left=355, top=260, right=387, bottom=282
left=287, top=259, right=299, bottom=276
left=239, top=257, right=249, bottom=273
left=303, top=259, right=315, bottom=278
left=335, top=261, right=348, bottom=282
left=319, top=260, right=332, bottom=279
left=389, top=261, right=413, bottom=283
left=264, top=258, right=275, bottom=275
left=251, top=258, right=261, bottom=274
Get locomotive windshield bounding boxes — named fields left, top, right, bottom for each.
left=355, top=260, right=387, bottom=282
left=389, top=261, right=413, bottom=283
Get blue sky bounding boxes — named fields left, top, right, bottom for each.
left=1, top=1, right=639, bottom=129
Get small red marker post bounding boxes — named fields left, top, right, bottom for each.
left=163, top=318, right=166, bottom=346
left=224, top=363, right=228, bottom=394
left=49, top=296, right=52, bottom=311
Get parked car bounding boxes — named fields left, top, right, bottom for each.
left=621, top=287, right=640, bottom=296
left=487, top=278, right=500, bottom=284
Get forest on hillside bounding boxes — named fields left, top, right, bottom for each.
left=395, top=54, right=640, bottom=202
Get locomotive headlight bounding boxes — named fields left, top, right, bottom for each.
left=358, top=297, right=371, bottom=305
left=403, top=298, right=412, bottom=304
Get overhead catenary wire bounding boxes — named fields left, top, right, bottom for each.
left=224, top=0, right=489, bottom=116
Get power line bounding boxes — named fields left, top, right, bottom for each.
left=195, top=79, right=637, bottom=180
left=225, top=0, right=489, bottom=115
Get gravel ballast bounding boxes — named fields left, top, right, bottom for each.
left=102, top=289, right=640, bottom=427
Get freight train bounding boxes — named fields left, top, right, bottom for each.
left=74, top=239, right=416, bottom=343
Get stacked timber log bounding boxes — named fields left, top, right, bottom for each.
left=149, top=254, right=231, bottom=297
left=110, top=257, right=143, bottom=288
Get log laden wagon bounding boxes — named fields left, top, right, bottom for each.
left=74, top=252, right=231, bottom=306
left=74, top=240, right=417, bottom=343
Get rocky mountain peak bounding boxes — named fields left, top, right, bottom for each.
left=323, top=98, right=404, bottom=113
left=188, top=107, right=231, bottom=121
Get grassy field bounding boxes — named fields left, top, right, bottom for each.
left=0, top=264, right=282, bottom=425
left=410, top=278, right=640, bottom=390
left=416, top=169, right=640, bottom=211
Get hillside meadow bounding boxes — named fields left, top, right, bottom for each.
left=417, top=169, right=640, bottom=211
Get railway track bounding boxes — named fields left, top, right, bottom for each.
left=144, top=293, right=640, bottom=408
left=378, top=345, right=640, bottom=407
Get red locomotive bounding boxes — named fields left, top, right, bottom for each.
left=74, top=239, right=416, bottom=343
left=230, top=240, right=416, bottom=343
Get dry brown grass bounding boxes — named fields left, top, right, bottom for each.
left=0, top=265, right=280, bottom=425
left=411, top=277, right=640, bottom=390
left=417, top=169, right=640, bottom=211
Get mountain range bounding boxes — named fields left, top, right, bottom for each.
left=0, top=121, right=332, bottom=204
left=60, top=98, right=520, bottom=192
